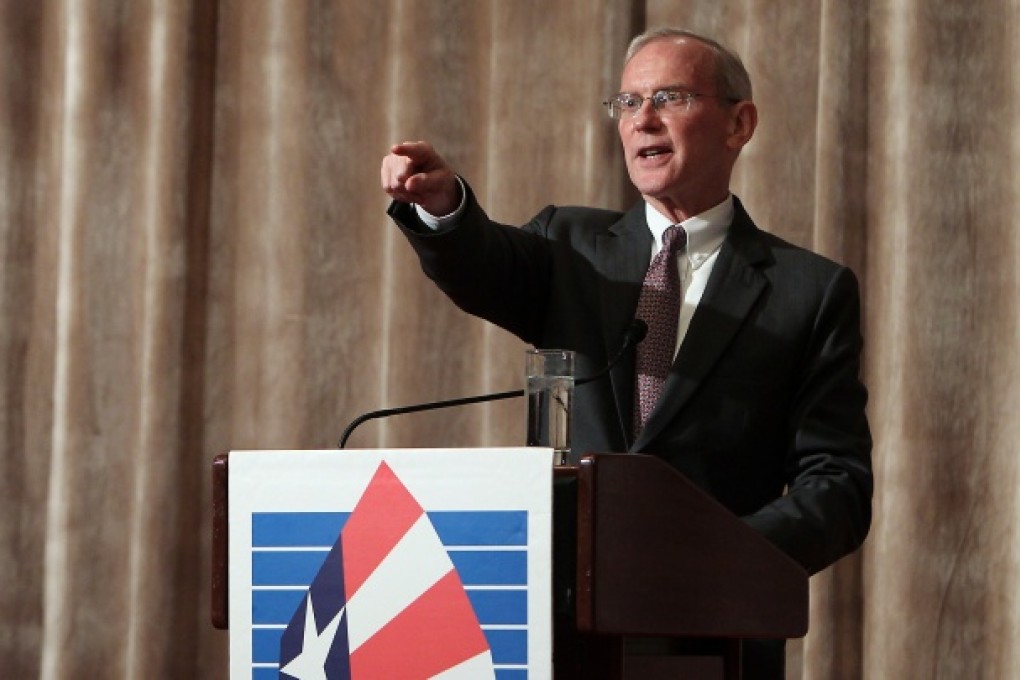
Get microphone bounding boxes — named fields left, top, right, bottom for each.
left=575, top=318, right=647, bottom=388
left=337, top=319, right=647, bottom=448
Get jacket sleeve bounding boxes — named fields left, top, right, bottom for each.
left=387, top=184, right=556, bottom=345
left=742, top=265, right=873, bottom=574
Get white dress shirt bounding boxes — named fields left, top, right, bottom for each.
left=643, top=197, right=731, bottom=355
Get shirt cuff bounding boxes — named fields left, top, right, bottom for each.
left=413, top=176, right=467, bottom=230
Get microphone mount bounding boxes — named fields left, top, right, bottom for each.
left=337, top=319, right=647, bottom=448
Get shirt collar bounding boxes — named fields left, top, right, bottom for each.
left=644, top=195, right=733, bottom=259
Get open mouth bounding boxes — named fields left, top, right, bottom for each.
left=637, top=145, right=672, bottom=159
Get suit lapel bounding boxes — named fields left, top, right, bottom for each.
left=595, top=203, right=651, bottom=449
left=631, top=200, right=772, bottom=452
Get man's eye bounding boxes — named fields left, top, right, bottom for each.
left=620, top=95, right=641, bottom=109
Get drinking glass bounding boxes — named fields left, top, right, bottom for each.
left=525, top=349, right=574, bottom=465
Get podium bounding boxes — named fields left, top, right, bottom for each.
left=550, top=453, right=807, bottom=679
left=212, top=451, right=807, bottom=679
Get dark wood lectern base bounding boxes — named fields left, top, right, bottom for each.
left=625, top=655, right=727, bottom=680
left=553, top=617, right=741, bottom=680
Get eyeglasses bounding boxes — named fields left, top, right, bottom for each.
left=603, top=89, right=740, bottom=119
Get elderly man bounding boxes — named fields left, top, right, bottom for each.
left=380, top=27, right=872, bottom=679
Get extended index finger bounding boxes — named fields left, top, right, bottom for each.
left=389, top=140, right=437, bottom=167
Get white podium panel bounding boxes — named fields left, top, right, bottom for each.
left=228, top=448, right=554, bottom=680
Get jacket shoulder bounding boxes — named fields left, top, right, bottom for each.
left=525, top=204, right=625, bottom=232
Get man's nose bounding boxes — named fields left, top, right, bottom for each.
left=631, top=99, right=663, bottom=130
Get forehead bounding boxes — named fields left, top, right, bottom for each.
left=620, top=38, right=717, bottom=92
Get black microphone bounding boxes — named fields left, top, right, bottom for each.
left=337, top=319, right=647, bottom=448
left=575, top=318, right=647, bottom=388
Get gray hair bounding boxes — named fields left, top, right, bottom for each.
left=624, top=28, right=753, bottom=102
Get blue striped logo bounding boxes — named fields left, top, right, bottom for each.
left=250, top=511, right=530, bottom=680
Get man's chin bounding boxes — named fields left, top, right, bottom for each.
left=624, top=173, right=673, bottom=199
left=629, top=179, right=672, bottom=202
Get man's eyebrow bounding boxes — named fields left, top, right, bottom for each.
left=617, top=83, right=694, bottom=94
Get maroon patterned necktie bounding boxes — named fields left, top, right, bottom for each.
left=634, top=224, right=687, bottom=435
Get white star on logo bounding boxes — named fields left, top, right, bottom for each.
left=280, top=592, right=346, bottom=680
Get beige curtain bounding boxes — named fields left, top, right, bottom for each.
left=2, top=0, right=1017, bottom=677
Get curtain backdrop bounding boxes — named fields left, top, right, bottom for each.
left=2, top=1, right=1017, bottom=678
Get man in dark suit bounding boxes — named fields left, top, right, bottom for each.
left=381, top=27, right=872, bottom=678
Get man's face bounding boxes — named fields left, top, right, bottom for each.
left=618, top=38, right=752, bottom=221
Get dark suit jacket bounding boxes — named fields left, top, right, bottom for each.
left=389, top=185, right=872, bottom=576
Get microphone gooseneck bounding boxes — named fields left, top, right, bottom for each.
left=337, top=318, right=648, bottom=448
left=338, top=387, right=523, bottom=449
left=575, top=318, right=647, bottom=388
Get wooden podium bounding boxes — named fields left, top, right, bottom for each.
left=212, top=452, right=807, bottom=679
left=550, top=453, right=806, bottom=679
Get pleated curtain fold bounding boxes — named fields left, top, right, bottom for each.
left=0, top=1, right=1017, bottom=677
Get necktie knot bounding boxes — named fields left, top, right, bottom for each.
left=662, top=224, right=686, bottom=258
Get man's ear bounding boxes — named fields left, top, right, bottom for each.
left=727, top=101, right=758, bottom=150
